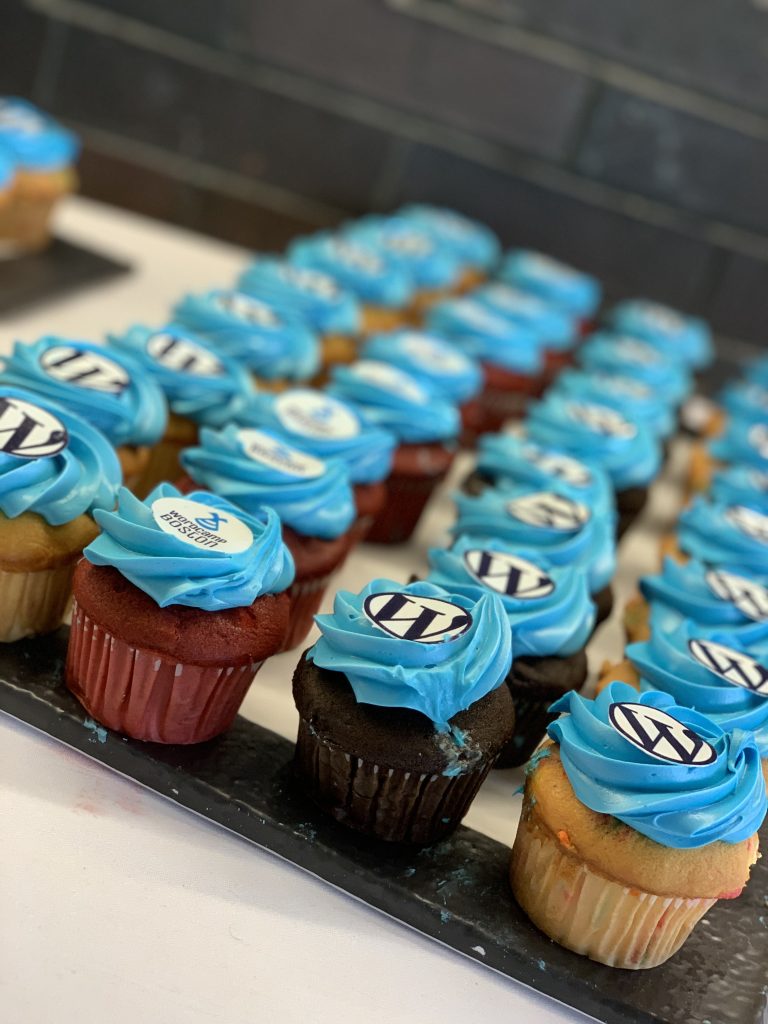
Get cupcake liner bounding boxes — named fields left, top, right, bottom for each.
left=360, top=306, right=408, bottom=334
left=294, top=716, right=494, bottom=844
left=364, top=468, right=449, bottom=545
left=494, top=694, right=558, bottom=769
left=282, top=572, right=334, bottom=651
left=0, top=563, right=76, bottom=642
left=510, top=807, right=716, bottom=969
left=66, top=601, right=263, bottom=743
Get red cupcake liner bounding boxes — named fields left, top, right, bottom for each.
left=282, top=572, right=334, bottom=651
left=66, top=601, right=263, bottom=744
left=364, top=467, right=449, bottom=545
left=462, top=363, right=546, bottom=438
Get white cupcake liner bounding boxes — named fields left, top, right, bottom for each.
left=0, top=563, right=75, bottom=642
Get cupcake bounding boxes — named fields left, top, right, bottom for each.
left=677, top=498, right=768, bottom=580
left=550, top=367, right=675, bottom=441
left=578, top=332, right=692, bottom=409
left=108, top=322, right=259, bottom=494
left=711, top=464, right=768, bottom=512
left=426, top=536, right=595, bottom=767
left=360, top=330, right=483, bottom=439
left=0, top=98, right=79, bottom=252
left=232, top=387, right=395, bottom=541
left=288, top=232, right=413, bottom=333
left=425, top=297, right=545, bottom=435
left=626, top=556, right=768, bottom=645
left=293, top=579, right=515, bottom=843
left=0, top=335, right=167, bottom=490
left=0, top=148, right=16, bottom=245
left=237, top=257, right=362, bottom=372
left=608, top=300, right=714, bottom=372
left=0, top=386, right=121, bottom=641
left=472, top=281, right=578, bottom=380
left=66, top=484, right=294, bottom=743
left=510, top=683, right=766, bottom=968
left=527, top=393, right=662, bottom=536
left=453, top=481, right=616, bottom=623
left=396, top=204, right=500, bottom=290
left=328, top=360, right=459, bottom=544
left=720, top=378, right=768, bottom=426
left=498, top=250, right=601, bottom=332
left=627, top=620, right=768, bottom=785
left=343, top=215, right=463, bottom=315
left=172, top=289, right=320, bottom=389
left=181, top=425, right=355, bottom=649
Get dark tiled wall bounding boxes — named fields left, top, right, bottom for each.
left=6, top=0, right=768, bottom=346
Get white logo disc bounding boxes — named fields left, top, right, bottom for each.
left=274, top=391, right=360, bottom=441
left=352, top=361, right=427, bottom=403
left=705, top=569, right=768, bottom=622
left=612, top=338, right=661, bottom=365
left=146, top=333, right=224, bottom=378
left=566, top=402, right=637, bottom=439
left=39, top=345, right=129, bottom=395
left=726, top=505, right=768, bottom=545
left=748, top=423, right=768, bottom=460
left=398, top=334, right=468, bottom=374
left=236, top=429, right=325, bottom=479
left=152, top=497, right=253, bottom=553
left=0, top=396, right=68, bottom=459
left=521, top=444, right=592, bottom=488
left=463, top=550, right=555, bottom=600
left=506, top=491, right=590, bottom=531
left=688, top=639, right=768, bottom=697
left=608, top=702, right=717, bottom=765
left=216, top=292, right=279, bottom=327
left=363, top=592, right=472, bottom=644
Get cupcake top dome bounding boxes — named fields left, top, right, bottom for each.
left=343, top=215, right=463, bottom=290
left=578, top=332, right=692, bottom=407
left=0, top=336, right=167, bottom=447
left=527, top=393, right=661, bottom=491
left=236, top=388, right=395, bottom=485
left=608, top=300, right=713, bottom=370
left=0, top=386, right=121, bottom=525
left=0, top=98, right=79, bottom=171
left=711, top=465, right=768, bottom=514
left=396, top=204, right=501, bottom=271
left=309, top=578, right=512, bottom=732
left=719, top=379, right=768, bottom=426
left=426, top=297, right=544, bottom=374
left=181, top=425, right=355, bottom=540
left=453, top=482, right=616, bottom=593
left=328, top=360, right=459, bottom=445
left=550, top=367, right=675, bottom=439
left=627, top=620, right=768, bottom=760
left=107, top=323, right=258, bottom=430
left=679, top=498, right=768, bottom=581
left=426, top=535, right=595, bottom=658
left=498, top=250, right=601, bottom=319
left=85, top=483, right=294, bottom=610
left=548, top=682, right=767, bottom=848
left=472, top=282, right=575, bottom=351
left=288, top=232, right=413, bottom=308
left=172, top=289, right=320, bottom=381
left=361, top=330, right=482, bottom=405
left=237, top=258, right=361, bottom=335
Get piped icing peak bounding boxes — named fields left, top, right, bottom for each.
left=678, top=498, right=768, bottom=580
left=550, top=367, right=675, bottom=439
left=548, top=682, right=767, bottom=848
left=0, top=336, right=167, bottom=446
left=578, top=331, right=692, bottom=406
left=608, top=300, right=713, bottom=369
left=287, top=232, right=413, bottom=307
left=396, top=204, right=501, bottom=271
left=710, top=414, right=768, bottom=472
left=0, top=386, right=121, bottom=525
left=472, top=282, right=575, bottom=351
left=85, top=483, right=294, bottom=610
left=343, top=215, right=463, bottom=290
left=361, top=330, right=482, bottom=404
left=498, top=250, right=601, bottom=318
left=426, top=297, right=543, bottom=373
left=309, top=578, right=512, bottom=731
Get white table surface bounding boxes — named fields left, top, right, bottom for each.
left=0, top=198, right=690, bottom=1024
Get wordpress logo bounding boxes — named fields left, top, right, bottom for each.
left=688, top=639, right=768, bottom=697
left=506, top=491, right=590, bottom=532
left=462, top=550, right=555, bottom=600
left=609, top=702, right=717, bottom=766
left=705, top=569, right=768, bottom=622
left=0, top=396, right=68, bottom=459
left=146, top=333, right=224, bottom=378
left=363, top=592, right=472, bottom=644
left=40, top=345, right=129, bottom=395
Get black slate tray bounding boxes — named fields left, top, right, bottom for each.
left=0, top=237, right=129, bottom=316
left=1, top=628, right=766, bottom=1024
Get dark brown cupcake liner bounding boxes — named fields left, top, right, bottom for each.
left=494, top=694, right=560, bottom=769
left=293, top=717, right=495, bottom=844
left=65, top=600, right=263, bottom=744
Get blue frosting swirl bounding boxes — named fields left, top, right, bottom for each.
left=288, top=232, right=413, bottom=308
left=476, top=433, right=616, bottom=524
left=472, top=282, right=576, bottom=351
left=498, top=250, right=601, bottom=318
left=453, top=482, right=616, bottom=593
left=231, top=388, right=395, bottom=485
left=172, top=289, right=320, bottom=380
left=396, top=204, right=501, bottom=271
left=181, top=425, right=355, bottom=539
left=527, top=393, right=661, bottom=490
left=328, top=360, right=459, bottom=444
left=0, top=386, right=121, bottom=525
left=236, top=258, right=361, bottom=335
left=0, top=98, right=79, bottom=170
left=361, top=330, right=482, bottom=404
left=711, top=465, right=768, bottom=513
left=0, top=336, right=167, bottom=446
left=426, top=535, right=595, bottom=657
left=107, top=323, right=258, bottom=429
left=719, top=380, right=768, bottom=426
left=608, top=300, right=713, bottom=370
left=309, top=578, right=512, bottom=732
left=679, top=498, right=768, bottom=581
left=579, top=332, right=692, bottom=406
left=641, top=557, right=768, bottom=643
left=550, top=367, right=675, bottom=439
left=710, top=413, right=768, bottom=471
left=627, top=621, right=768, bottom=760
left=425, top=297, right=544, bottom=373
left=343, top=215, right=463, bottom=290
left=85, top=483, right=294, bottom=610
left=548, top=682, right=767, bottom=848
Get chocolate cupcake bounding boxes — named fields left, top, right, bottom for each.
left=497, top=250, right=601, bottom=334
left=425, top=536, right=595, bottom=767
left=396, top=204, right=500, bottom=290
left=292, top=579, right=515, bottom=844
left=172, top=289, right=320, bottom=390
left=527, top=393, right=661, bottom=536
left=453, top=481, right=616, bottom=624
left=66, top=484, right=294, bottom=743
left=328, top=360, right=459, bottom=544
left=181, top=425, right=355, bottom=649
left=0, top=335, right=167, bottom=490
